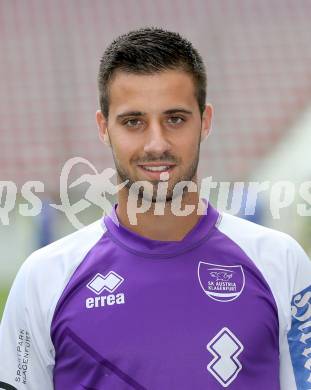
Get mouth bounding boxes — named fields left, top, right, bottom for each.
left=137, top=164, right=176, bottom=179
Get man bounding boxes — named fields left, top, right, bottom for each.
left=0, top=27, right=310, bottom=390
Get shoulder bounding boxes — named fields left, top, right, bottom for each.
left=18, top=219, right=107, bottom=325
left=26, top=218, right=105, bottom=274
left=216, top=212, right=311, bottom=318
left=217, top=212, right=305, bottom=267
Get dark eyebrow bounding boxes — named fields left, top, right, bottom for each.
left=116, top=111, right=145, bottom=120
left=163, top=108, right=193, bottom=115
left=116, top=108, right=193, bottom=121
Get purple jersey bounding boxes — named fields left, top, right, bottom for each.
left=1, top=200, right=311, bottom=389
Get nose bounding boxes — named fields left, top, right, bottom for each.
left=143, top=121, right=171, bottom=156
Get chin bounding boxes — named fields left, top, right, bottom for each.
left=150, top=196, right=173, bottom=203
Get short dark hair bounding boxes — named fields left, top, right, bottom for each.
left=98, top=26, right=207, bottom=119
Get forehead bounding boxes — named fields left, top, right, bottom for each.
left=108, top=69, right=198, bottom=115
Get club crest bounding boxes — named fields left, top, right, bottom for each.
left=198, top=262, right=245, bottom=302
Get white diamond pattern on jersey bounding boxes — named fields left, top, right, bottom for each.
left=207, top=327, right=244, bottom=387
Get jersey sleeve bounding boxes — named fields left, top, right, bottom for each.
left=0, top=256, right=55, bottom=390
left=285, top=238, right=311, bottom=389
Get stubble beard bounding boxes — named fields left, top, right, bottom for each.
left=111, top=139, right=201, bottom=205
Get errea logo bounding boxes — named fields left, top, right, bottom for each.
left=85, top=271, right=125, bottom=309
left=87, top=271, right=124, bottom=294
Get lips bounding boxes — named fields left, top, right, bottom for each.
left=137, top=164, right=176, bottom=178
left=139, top=165, right=173, bottom=172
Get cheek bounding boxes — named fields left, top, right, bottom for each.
left=112, top=136, right=138, bottom=164
left=177, top=136, right=200, bottom=156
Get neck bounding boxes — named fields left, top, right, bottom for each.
left=115, top=190, right=206, bottom=241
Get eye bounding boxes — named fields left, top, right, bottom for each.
left=123, top=118, right=142, bottom=128
left=167, top=116, right=185, bottom=125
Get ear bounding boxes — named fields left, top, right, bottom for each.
left=96, top=110, right=111, bottom=147
left=200, top=103, right=213, bottom=143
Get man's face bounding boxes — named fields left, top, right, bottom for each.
left=97, top=69, right=212, bottom=203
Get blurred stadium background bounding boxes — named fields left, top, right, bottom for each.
left=1, top=0, right=311, bottom=317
